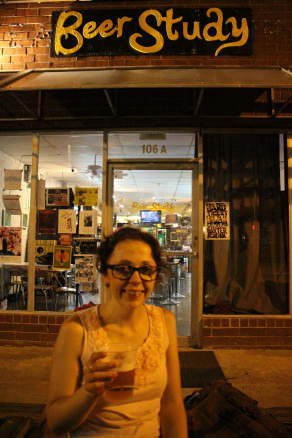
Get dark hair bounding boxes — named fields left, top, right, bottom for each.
left=97, top=226, right=163, bottom=274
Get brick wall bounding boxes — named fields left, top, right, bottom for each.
left=1, top=311, right=292, bottom=348
left=203, top=316, right=292, bottom=348
left=0, top=0, right=292, bottom=71
left=0, top=311, right=69, bottom=346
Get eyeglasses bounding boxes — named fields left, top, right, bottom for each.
left=106, top=264, right=158, bottom=281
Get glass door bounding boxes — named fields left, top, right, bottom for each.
left=105, top=161, right=202, bottom=347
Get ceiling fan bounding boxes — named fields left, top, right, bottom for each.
left=87, top=163, right=102, bottom=176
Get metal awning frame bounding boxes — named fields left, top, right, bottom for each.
left=1, top=66, right=292, bottom=90
left=1, top=66, right=292, bottom=131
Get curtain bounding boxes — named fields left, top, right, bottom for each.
left=204, top=134, right=289, bottom=314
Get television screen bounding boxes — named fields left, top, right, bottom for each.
left=140, top=210, right=161, bottom=224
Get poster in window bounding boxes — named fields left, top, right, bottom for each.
left=75, top=254, right=97, bottom=284
left=53, top=245, right=72, bottom=270
left=79, top=210, right=97, bottom=235
left=205, top=201, right=230, bottom=240
left=46, top=188, right=70, bottom=207
left=58, top=209, right=77, bottom=234
left=35, top=239, right=56, bottom=265
left=74, top=187, right=98, bottom=207
left=0, top=226, right=21, bottom=262
left=37, top=209, right=58, bottom=234
left=74, top=238, right=97, bottom=255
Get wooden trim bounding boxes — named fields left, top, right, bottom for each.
left=288, top=136, right=292, bottom=315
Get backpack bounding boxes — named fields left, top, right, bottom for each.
left=184, top=380, right=291, bottom=438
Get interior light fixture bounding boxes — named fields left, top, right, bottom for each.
left=139, top=133, right=166, bottom=140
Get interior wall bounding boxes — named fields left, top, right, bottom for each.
left=0, top=150, right=30, bottom=263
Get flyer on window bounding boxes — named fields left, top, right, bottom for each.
left=205, top=201, right=230, bottom=240
left=74, top=238, right=97, bottom=255
left=79, top=210, right=97, bottom=235
left=53, top=245, right=72, bottom=270
left=37, top=209, right=58, bottom=235
left=74, top=187, right=98, bottom=206
left=0, top=226, right=21, bottom=262
left=46, top=188, right=70, bottom=207
left=35, top=239, right=56, bottom=265
left=75, top=254, right=97, bottom=284
left=58, top=209, right=77, bottom=234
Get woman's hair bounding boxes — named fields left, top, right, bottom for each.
left=97, top=226, right=163, bottom=274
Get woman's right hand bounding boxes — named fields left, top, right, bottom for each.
left=83, top=352, right=118, bottom=396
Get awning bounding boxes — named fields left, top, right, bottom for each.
left=1, top=67, right=292, bottom=91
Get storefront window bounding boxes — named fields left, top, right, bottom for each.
left=0, top=131, right=103, bottom=312
left=0, top=133, right=32, bottom=311
left=203, top=134, right=289, bottom=315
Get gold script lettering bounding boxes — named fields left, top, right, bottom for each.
left=165, top=8, right=182, bottom=40
left=55, top=11, right=83, bottom=56
left=53, top=8, right=250, bottom=57
left=129, top=9, right=164, bottom=54
left=83, top=20, right=97, bottom=39
left=97, top=19, right=116, bottom=38
left=117, top=17, right=133, bottom=38
left=215, top=16, right=249, bottom=55
left=203, top=8, right=229, bottom=42
left=182, top=21, right=202, bottom=40
left=83, top=19, right=117, bottom=39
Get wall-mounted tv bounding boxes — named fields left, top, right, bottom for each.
left=140, top=210, right=161, bottom=225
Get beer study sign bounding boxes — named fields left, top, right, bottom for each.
left=51, top=7, right=252, bottom=57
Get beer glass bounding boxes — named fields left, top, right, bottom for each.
left=103, top=343, right=138, bottom=400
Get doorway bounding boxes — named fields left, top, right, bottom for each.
left=105, top=160, right=202, bottom=346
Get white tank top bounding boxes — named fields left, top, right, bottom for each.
left=70, top=304, right=169, bottom=437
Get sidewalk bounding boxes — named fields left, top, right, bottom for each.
left=0, top=345, right=291, bottom=408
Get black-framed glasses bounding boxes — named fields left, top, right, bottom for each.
left=106, top=264, right=158, bottom=281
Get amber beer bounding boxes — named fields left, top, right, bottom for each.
left=103, top=344, right=137, bottom=400
left=108, top=368, right=135, bottom=391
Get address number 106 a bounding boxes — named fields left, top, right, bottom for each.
left=142, top=144, right=167, bottom=154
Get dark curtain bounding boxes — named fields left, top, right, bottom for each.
left=204, top=134, right=289, bottom=314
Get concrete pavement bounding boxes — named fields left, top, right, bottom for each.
left=0, top=346, right=291, bottom=409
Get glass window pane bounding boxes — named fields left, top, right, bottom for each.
left=113, top=168, right=193, bottom=336
left=0, top=133, right=32, bottom=310
left=0, top=131, right=103, bottom=312
left=203, top=134, right=289, bottom=315
left=36, top=132, right=103, bottom=311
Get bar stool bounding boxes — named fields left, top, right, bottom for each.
left=54, top=285, right=83, bottom=310
left=35, top=273, right=54, bottom=311
left=160, top=267, right=179, bottom=306
left=172, top=262, right=186, bottom=299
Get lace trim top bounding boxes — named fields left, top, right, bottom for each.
left=75, top=304, right=169, bottom=387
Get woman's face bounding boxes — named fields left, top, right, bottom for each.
left=104, top=239, right=157, bottom=307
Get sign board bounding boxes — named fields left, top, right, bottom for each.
left=51, top=7, right=252, bottom=57
left=205, top=201, right=230, bottom=240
